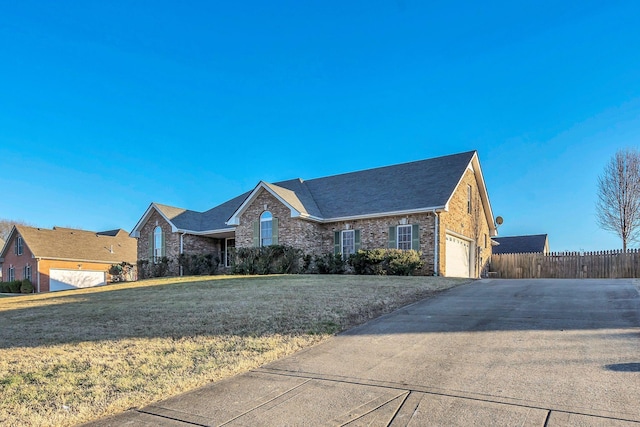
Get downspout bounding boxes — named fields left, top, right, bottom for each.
left=36, top=258, right=41, bottom=293
left=179, top=233, right=186, bottom=276
left=433, top=210, right=440, bottom=276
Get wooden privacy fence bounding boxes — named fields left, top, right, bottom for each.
left=490, top=250, right=640, bottom=279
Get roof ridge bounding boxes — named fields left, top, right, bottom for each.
left=302, top=150, right=477, bottom=184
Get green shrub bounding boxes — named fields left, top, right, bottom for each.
left=0, top=282, right=10, bottom=293
left=272, top=246, right=303, bottom=274
left=384, top=249, right=424, bottom=275
left=20, top=279, right=34, bottom=294
left=348, top=249, right=423, bottom=276
left=179, top=253, right=219, bottom=276
left=8, top=280, right=22, bottom=293
left=232, top=245, right=303, bottom=275
left=136, top=260, right=150, bottom=279
left=136, top=257, right=174, bottom=279
left=349, top=249, right=386, bottom=275
left=315, top=253, right=347, bottom=274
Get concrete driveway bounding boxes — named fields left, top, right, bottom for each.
left=87, top=279, right=640, bottom=426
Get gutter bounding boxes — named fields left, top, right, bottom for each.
left=36, top=258, right=41, bottom=293
left=179, top=232, right=186, bottom=276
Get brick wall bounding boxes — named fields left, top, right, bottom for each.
left=136, top=209, right=222, bottom=276
left=2, top=231, right=36, bottom=285
left=235, top=188, right=439, bottom=274
left=235, top=189, right=325, bottom=254
left=322, top=214, right=437, bottom=275
left=137, top=210, right=180, bottom=275
left=438, top=167, right=492, bottom=277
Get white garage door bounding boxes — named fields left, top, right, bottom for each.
left=50, top=269, right=106, bottom=292
left=445, top=234, right=471, bottom=278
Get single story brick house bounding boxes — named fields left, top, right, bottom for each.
left=131, top=150, right=498, bottom=278
left=493, top=234, right=549, bottom=255
left=0, top=226, right=137, bottom=292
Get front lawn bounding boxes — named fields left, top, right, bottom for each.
left=0, top=274, right=469, bottom=426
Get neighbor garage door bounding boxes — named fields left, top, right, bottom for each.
left=49, top=269, right=106, bottom=292
left=445, top=234, right=471, bottom=278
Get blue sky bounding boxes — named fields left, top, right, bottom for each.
left=1, top=1, right=639, bottom=251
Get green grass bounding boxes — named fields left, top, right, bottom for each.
left=0, top=274, right=469, bottom=426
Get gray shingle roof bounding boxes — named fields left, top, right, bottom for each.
left=197, top=192, right=251, bottom=231
left=290, top=151, right=476, bottom=218
left=8, top=226, right=137, bottom=263
left=147, top=151, right=478, bottom=233
left=493, top=234, right=548, bottom=254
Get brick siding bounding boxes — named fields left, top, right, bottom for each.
left=136, top=210, right=222, bottom=275
left=438, top=167, right=492, bottom=277
left=235, top=188, right=439, bottom=275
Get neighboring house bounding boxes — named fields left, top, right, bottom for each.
left=131, top=151, right=498, bottom=278
left=0, top=226, right=137, bottom=292
left=492, top=234, right=549, bottom=255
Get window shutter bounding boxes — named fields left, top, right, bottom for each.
left=411, top=224, right=420, bottom=251
left=148, top=231, right=154, bottom=261
left=272, top=218, right=279, bottom=245
left=160, top=231, right=166, bottom=257
left=354, top=229, right=361, bottom=252
left=253, top=221, right=260, bottom=247
left=388, top=226, right=396, bottom=249
left=334, top=231, right=341, bottom=255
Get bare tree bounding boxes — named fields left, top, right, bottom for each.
left=0, top=219, right=33, bottom=242
left=596, top=148, right=640, bottom=251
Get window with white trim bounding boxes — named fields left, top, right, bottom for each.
left=342, top=230, right=355, bottom=258
left=260, top=211, right=272, bottom=246
left=8, top=266, right=15, bottom=282
left=16, top=236, right=23, bottom=255
left=397, top=225, right=412, bottom=250
left=23, top=265, right=31, bottom=281
left=153, top=226, right=163, bottom=263
left=467, top=184, right=472, bottom=214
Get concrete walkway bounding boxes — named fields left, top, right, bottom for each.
left=86, top=279, right=640, bottom=426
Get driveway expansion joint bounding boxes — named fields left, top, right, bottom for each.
left=255, top=367, right=640, bottom=424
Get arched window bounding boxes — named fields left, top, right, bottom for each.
left=260, top=211, right=272, bottom=246
left=153, top=226, right=163, bottom=262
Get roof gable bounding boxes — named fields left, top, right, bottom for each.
left=227, top=182, right=319, bottom=226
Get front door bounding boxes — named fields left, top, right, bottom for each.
left=225, top=238, right=236, bottom=267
